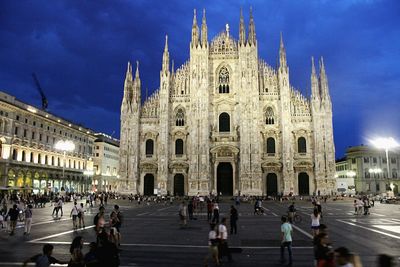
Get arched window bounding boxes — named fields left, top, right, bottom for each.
left=219, top=112, right=230, bottom=132
left=12, top=149, right=18, bottom=160
left=38, top=154, right=41, bottom=164
left=58, top=157, right=61, bottom=167
left=298, top=137, right=307, bottom=153
left=218, top=67, right=230, bottom=93
left=73, top=160, right=76, bottom=169
left=392, top=169, right=397, bottom=178
left=145, top=139, right=154, bottom=156
left=175, top=109, right=185, bottom=126
left=0, top=140, right=2, bottom=158
left=266, top=137, right=276, bottom=154
left=175, top=139, right=184, bottom=156
left=45, top=155, right=48, bottom=165
left=265, top=107, right=275, bottom=125
left=22, top=151, right=26, bottom=162
left=30, top=152, right=34, bottom=163
left=51, top=156, right=54, bottom=166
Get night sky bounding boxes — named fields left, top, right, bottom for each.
left=1, top=0, right=399, bottom=158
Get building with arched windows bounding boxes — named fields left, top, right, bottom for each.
left=119, top=9, right=336, bottom=196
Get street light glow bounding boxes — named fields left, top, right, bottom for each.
left=370, top=137, right=399, bottom=150
left=347, top=171, right=356, bottom=177
left=54, top=140, right=75, bottom=152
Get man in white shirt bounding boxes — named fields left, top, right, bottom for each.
left=280, top=216, right=293, bottom=266
left=218, top=218, right=232, bottom=262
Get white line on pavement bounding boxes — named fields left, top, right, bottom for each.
left=157, top=206, right=176, bottom=211
left=28, top=225, right=95, bottom=243
left=336, top=219, right=400, bottom=240
left=271, top=212, right=278, bottom=217
left=291, top=224, right=313, bottom=239
left=137, top=212, right=150, bottom=216
left=371, top=213, right=386, bottom=217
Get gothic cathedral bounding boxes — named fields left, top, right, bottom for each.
left=119, top=9, right=336, bottom=196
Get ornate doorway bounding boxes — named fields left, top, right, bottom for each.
left=143, top=174, right=154, bottom=196
left=266, top=173, right=278, bottom=196
left=298, top=172, right=310, bottom=195
left=174, top=174, right=185, bottom=196
left=217, top=162, right=233, bottom=195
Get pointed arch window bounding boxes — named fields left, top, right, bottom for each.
left=218, top=67, right=230, bottom=93
left=266, top=107, right=275, bottom=125
left=266, top=137, right=276, bottom=154
left=145, top=139, right=154, bottom=156
left=22, top=151, right=26, bottom=162
left=298, top=137, right=307, bottom=153
left=219, top=112, right=230, bottom=132
left=175, top=109, right=185, bottom=126
left=175, top=139, right=184, bottom=156
left=30, top=152, right=34, bottom=163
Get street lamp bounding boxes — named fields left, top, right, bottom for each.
left=370, top=137, right=399, bottom=179
left=55, top=140, right=75, bottom=189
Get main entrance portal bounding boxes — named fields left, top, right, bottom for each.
left=143, top=174, right=154, bottom=196
left=298, top=172, right=310, bottom=195
left=174, top=174, right=185, bottom=196
left=217, top=162, right=233, bottom=195
left=266, top=173, right=278, bottom=196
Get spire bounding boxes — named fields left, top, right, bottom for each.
left=133, top=61, right=141, bottom=104
left=239, top=7, right=246, bottom=46
left=134, top=60, right=140, bottom=80
left=311, top=56, right=320, bottom=101
left=247, top=6, right=256, bottom=46
left=279, top=32, right=287, bottom=68
left=201, top=9, right=208, bottom=47
left=191, top=9, right=199, bottom=48
left=162, top=35, right=170, bottom=74
left=125, top=61, right=133, bottom=83
left=319, top=57, right=330, bottom=101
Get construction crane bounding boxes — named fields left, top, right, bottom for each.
left=32, top=73, right=48, bottom=111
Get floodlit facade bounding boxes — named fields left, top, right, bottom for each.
left=0, top=91, right=95, bottom=194
left=345, top=145, right=399, bottom=195
left=119, top=9, right=336, bottom=196
left=93, top=133, right=120, bottom=192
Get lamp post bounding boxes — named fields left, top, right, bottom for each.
left=55, top=140, right=75, bottom=191
left=370, top=137, right=399, bottom=180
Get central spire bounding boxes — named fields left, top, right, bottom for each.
left=247, top=7, right=256, bottom=46
left=239, top=8, right=246, bottom=46
left=191, top=9, right=199, bottom=48
left=162, top=35, right=169, bottom=74
left=279, top=32, right=287, bottom=69
left=201, top=9, right=208, bottom=47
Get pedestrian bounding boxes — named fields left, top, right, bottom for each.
left=218, top=217, right=232, bottom=263
left=230, top=205, right=238, bottom=235
left=207, top=200, right=213, bottom=222
left=68, top=236, right=85, bottom=267
left=377, top=254, right=394, bottom=267
left=212, top=201, right=220, bottom=224
left=6, top=204, right=19, bottom=235
left=109, top=207, right=122, bottom=246
left=179, top=201, right=187, bottom=227
left=24, top=204, right=33, bottom=235
left=363, top=197, right=370, bottom=215
left=57, top=198, right=64, bottom=217
left=314, top=233, right=334, bottom=267
left=188, top=200, right=194, bottom=220
left=96, top=230, right=120, bottom=267
left=84, top=242, right=98, bottom=267
left=78, top=203, right=85, bottom=229
left=311, top=208, right=321, bottom=237
left=204, top=223, right=220, bottom=267
left=52, top=198, right=59, bottom=216
left=110, top=205, right=123, bottom=233
left=280, top=216, right=293, bottom=266
left=23, top=244, right=68, bottom=267
left=70, top=202, right=79, bottom=230
left=334, top=247, right=354, bottom=267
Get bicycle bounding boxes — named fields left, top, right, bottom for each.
left=287, top=212, right=302, bottom=224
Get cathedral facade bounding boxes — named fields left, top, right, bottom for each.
left=119, top=9, right=336, bottom=196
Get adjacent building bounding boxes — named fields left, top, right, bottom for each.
left=92, top=133, right=120, bottom=192
left=343, top=145, right=399, bottom=195
left=0, top=91, right=95, bottom=194
left=335, top=159, right=355, bottom=194
left=119, top=9, right=336, bottom=196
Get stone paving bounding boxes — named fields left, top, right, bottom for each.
left=0, top=198, right=399, bottom=266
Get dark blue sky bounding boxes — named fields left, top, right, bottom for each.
left=1, top=0, right=399, bottom=158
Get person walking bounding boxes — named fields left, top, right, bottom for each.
left=311, top=208, right=321, bottom=237
left=230, top=205, right=238, bottom=235
left=24, top=204, right=33, bottom=235
left=207, top=200, right=213, bottom=222
left=78, top=203, right=85, bottom=229
left=218, top=218, right=232, bottom=263
left=68, top=236, right=85, bottom=267
left=280, top=216, right=293, bottom=266
left=314, top=233, right=334, bottom=267
left=204, top=223, right=220, bottom=267
left=70, top=202, right=79, bottom=231
left=6, top=204, right=19, bottom=236
left=23, top=244, right=68, bottom=267
left=212, top=201, right=220, bottom=224
left=334, top=247, right=354, bottom=267
left=57, top=198, right=64, bottom=217
left=179, top=201, right=187, bottom=227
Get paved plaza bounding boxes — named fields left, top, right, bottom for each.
left=0, top=198, right=399, bottom=266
